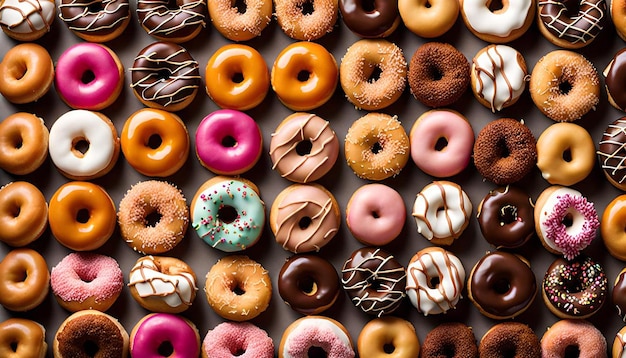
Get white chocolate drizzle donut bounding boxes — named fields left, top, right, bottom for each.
left=538, top=0, right=606, bottom=46
left=461, top=0, right=532, bottom=38
left=0, top=0, right=55, bottom=39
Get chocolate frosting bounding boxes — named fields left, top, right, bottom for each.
left=614, top=270, right=626, bottom=321
left=56, top=314, right=125, bottom=357
left=339, top=0, right=398, bottom=37
left=538, top=0, right=606, bottom=45
left=606, top=49, right=626, bottom=110
left=598, top=118, right=626, bottom=185
left=137, top=0, right=206, bottom=40
left=477, top=186, right=534, bottom=248
left=59, top=0, right=129, bottom=37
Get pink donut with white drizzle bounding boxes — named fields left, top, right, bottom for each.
left=195, top=109, right=263, bottom=175
left=346, top=184, right=406, bottom=246
left=130, top=313, right=200, bottom=358
left=55, top=43, right=124, bottom=111
left=410, top=109, right=474, bottom=178
left=202, top=322, right=274, bottom=358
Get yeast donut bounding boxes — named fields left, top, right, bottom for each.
left=357, top=317, right=419, bottom=358
left=598, top=118, right=626, bottom=190
left=208, top=0, right=272, bottom=41
left=137, top=0, right=206, bottom=42
left=460, top=0, right=535, bottom=43
left=398, top=0, right=458, bottom=38
left=479, top=322, right=541, bottom=358
left=0, top=0, right=55, bottom=41
left=0, top=112, right=48, bottom=175
left=0, top=248, right=49, bottom=312
left=130, top=313, right=200, bottom=357
left=339, top=0, right=399, bottom=37
left=0, top=318, right=46, bottom=358
left=54, top=310, right=129, bottom=358
left=537, top=0, right=607, bottom=49
left=0, top=182, right=47, bottom=247
left=541, top=320, right=606, bottom=357
left=59, top=0, right=130, bottom=42
left=279, top=316, right=355, bottom=358
left=421, top=322, right=478, bottom=358
left=477, top=186, right=534, bottom=248
left=605, top=48, right=626, bottom=111
left=0, top=43, right=54, bottom=104
left=202, top=322, right=274, bottom=358
left=613, top=268, right=626, bottom=320
left=275, top=0, right=338, bottom=40
left=602, top=195, right=626, bottom=261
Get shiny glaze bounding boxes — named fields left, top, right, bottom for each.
left=538, top=0, right=606, bottom=45
left=601, top=195, right=626, bottom=261
left=0, top=318, right=46, bottom=358
left=614, top=270, right=626, bottom=321
left=0, top=113, right=48, bottom=175
left=477, top=186, right=534, bottom=248
left=59, top=0, right=129, bottom=39
left=0, top=249, right=48, bottom=311
left=0, top=0, right=55, bottom=39
left=339, top=0, right=398, bottom=37
left=137, top=0, right=206, bottom=41
left=0, top=43, right=54, bottom=104
left=606, top=49, right=626, bottom=110
left=130, top=313, right=199, bottom=358
left=599, top=118, right=626, bottom=185
left=0, top=182, right=47, bottom=247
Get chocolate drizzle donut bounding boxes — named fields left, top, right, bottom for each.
left=537, top=0, right=607, bottom=48
left=613, top=269, right=626, bottom=321
left=137, top=0, right=206, bottom=42
left=598, top=118, right=626, bottom=190
left=59, top=0, right=130, bottom=41
left=477, top=186, right=535, bottom=248
left=339, top=0, right=399, bottom=38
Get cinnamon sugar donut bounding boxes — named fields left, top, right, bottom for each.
left=275, top=0, right=338, bottom=40
left=421, top=322, right=478, bottom=358
left=208, top=0, right=272, bottom=41
left=479, top=322, right=541, bottom=358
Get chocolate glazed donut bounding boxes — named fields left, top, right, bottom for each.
left=477, top=186, right=535, bottom=248
left=137, top=0, right=206, bottom=41
left=538, top=0, right=607, bottom=47
left=613, top=269, right=626, bottom=321
left=339, top=0, right=400, bottom=37
left=59, top=0, right=130, bottom=39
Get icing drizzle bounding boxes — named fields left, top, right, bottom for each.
left=59, top=0, right=129, bottom=36
left=412, top=181, right=472, bottom=241
left=0, top=0, right=54, bottom=34
left=598, top=118, right=626, bottom=184
left=538, top=0, right=606, bottom=45
left=137, top=0, right=206, bottom=38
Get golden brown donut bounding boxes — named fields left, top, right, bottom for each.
left=54, top=310, right=129, bottom=358
left=0, top=112, right=49, bottom=175
left=399, top=0, right=458, bottom=38
left=357, top=317, right=419, bottom=358
left=0, top=43, right=54, bottom=104
left=613, top=0, right=626, bottom=41
left=208, top=0, right=272, bottom=41
left=0, top=248, right=49, bottom=312
left=602, top=195, right=626, bottom=261
left=613, top=326, right=626, bottom=358
left=0, top=182, right=47, bottom=247
left=0, top=318, right=46, bottom=358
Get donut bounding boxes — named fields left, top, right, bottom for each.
left=534, top=185, right=599, bottom=259
left=191, top=177, right=265, bottom=252
left=614, top=326, right=626, bottom=358
left=341, top=247, right=406, bottom=317
left=529, top=50, right=600, bottom=122
left=412, top=181, right=472, bottom=245
left=271, top=41, right=338, bottom=111
left=473, top=118, right=537, bottom=185
left=0, top=112, right=48, bottom=175
left=0, top=318, right=46, bottom=358
left=613, top=268, right=626, bottom=320
left=420, top=322, right=478, bottom=358
left=137, top=0, right=206, bottom=42
left=357, top=317, right=419, bottom=358
left=340, top=39, right=406, bottom=110
left=339, top=0, right=399, bottom=37
left=479, top=322, right=541, bottom=358
left=345, top=183, right=405, bottom=246
left=476, top=185, right=534, bottom=248
left=409, top=109, right=474, bottom=178
left=196, top=110, right=263, bottom=176
left=50, top=252, right=123, bottom=312
left=208, top=0, right=272, bottom=41
left=398, top=0, right=458, bottom=38
left=202, top=322, right=274, bottom=358
left=118, top=180, right=189, bottom=254
left=121, top=108, right=190, bottom=177
left=53, top=310, right=129, bottom=358
left=48, top=110, right=120, bottom=180
left=537, top=0, right=607, bottom=49
left=128, top=255, right=198, bottom=313
left=279, top=316, right=355, bottom=358
left=468, top=251, right=537, bottom=319
left=541, top=320, right=606, bottom=357
left=269, top=112, right=339, bottom=183
left=602, top=195, right=626, bottom=261
left=598, top=118, right=626, bottom=190
left=130, top=41, right=201, bottom=112
left=604, top=48, right=626, bottom=111
left=270, top=183, right=341, bottom=253
left=0, top=248, right=49, bottom=311
left=0, top=0, right=55, bottom=41
left=0, top=182, right=47, bottom=247
left=58, top=0, right=130, bottom=42
left=130, top=313, right=200, bottom=357
left=613, top=0, right=626, bottom=41
left=205, top=255, right=272, bottom=321
left=275, top=0, right=338, bottom=40
left=205, top=44, right=270, bottom=111
left=460, top=0, right=535, bottom=43
left=0, top=43, right=54, bottom=104
left=408, top=42, right=470, bottom=108
left=278, top=254, right=340, bottom=315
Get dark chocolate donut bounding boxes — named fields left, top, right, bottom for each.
left=537, top=0, right=607, bottom=47
left=613, top=269, right=626, bottom=320
left=54, top=311, right=128, bottom=357
left=477, top=186, right=535, bottom=248
left=59, top=0, right=130, bottom=41
left=339, top=0, right=399, bottom=38
left=421, top=322, right=478, bottom=358
left=598, top=117, right=626, bottom=190
left=479, top=322, right=541, bottom=358
left=137, top=0, right=206, bottom=42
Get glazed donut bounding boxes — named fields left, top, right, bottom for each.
left=205, top=255, right=272, bottom=321
left=537, top=0, right=607, bottom=49
left=0, top=318, right=46, bottom=358
left=121, top=108, right=190, bottom=177
left=275, top=0, right=338, bottom=40
left=58, top=0, right=130, bottom=42
left=191, top=177, right=265, bottom=252
left=410, top=109, right=474, bottom=177
left=196, top=110, right=263, bottom=176
left=130, top=41, right=201, bottom=112
left=613, top=268, right=626, bottom=320
left=340, top=39, right=406, bottom=110
left=602, top=195, right=626, bottom=261
left=118, top=180, right=189, bottom=254
left=408, top=42, right=470, bottom=108
left=270, top=183, right=341, bottom=253
left=0, top=112, right=48, bottom=175
left=205, top=44, right=270, bottom=111
left=54, top=310, right=129, bottom=358
left=339, top=0, right=399, bottom=37
left=460, top=0, right=535, bottom=43
left=271, top=42, right=338, bottom=111
left=614, top=326, right=626, bottom=358
left=137, top=0, right=205, bottom=42
left=279, top=316, right=354, bottom=358
left=541, top=320, right=606, bottom=357
left=202, top=322, right=274, bottom=358
left=604, top=48, right=626, bottom=111
left=269, top=112, right=339, bottom=183
left=613, top=0, right=626, bottom=41
left=479, top=322, right=541, bottom=358
left=130, top=313, right=200, bottom=357
left=278, top=254, right=340, bottom=315
left=357, top=317, right=419, bottom=358
left=0, top=43, right=54, bottom=104
left=48, top=110, right=120, bottom=180
left=341, top=247, right=406, bottom=317
left=537, top=123, right=595, bottom=185
left=208, top=0, right=272, bottom=41
left=398, top=0, right=458, bottom=38
left=599, top=118, right=626, bottom=190
left=529, top=50, right=599, bottom=122
left=477, top=185, right=534, bottom=248
left=0, top=248, right=49, bottom=311
left=412, top=181, right=472, bottom=246
left=473, top=118, right=537, bottom=185
left=420, top=322, right=478, bottom=358
left=0, top=182, right=47, bottom=247
left=0, top=0, right=55, bottom=41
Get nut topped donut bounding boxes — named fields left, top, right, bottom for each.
left=137, top=0, right=206, bottom=43
left=537, top=0, right=607, bottom=49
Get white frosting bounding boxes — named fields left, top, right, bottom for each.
left=0, top=0, right=55, bottom=34
left=462, top=0, right=532, bottom=37
left=413, top=181, right=472, bottom=240
left=539, top=187, right=583, bottom=252
left=473, top=45, right=526, bottom=112
left=128, top=256, right=197, bottom=308
left=282, top=318, right=353, bottom=358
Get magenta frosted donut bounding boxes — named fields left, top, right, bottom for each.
left=202, top=322, right=274, bottom=358
left=130, top=313, right=200, bottom=357
left=195, top=109, right=263, bottom=175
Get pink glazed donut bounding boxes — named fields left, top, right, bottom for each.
left=55, top=43, right=124, bottom=111
left=130, top=313, right=200, bottom=358
left=195, top=109, right=263, bottom=175
left=202, top=322, right=274, bottom=358
left=410, top=109, right=474, bottom=177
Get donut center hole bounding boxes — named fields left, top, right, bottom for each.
left=11, top=137, right=23, bottom=149
left=157, top=69, right=171, bottom=80
left=371, top=142, right=383, bottom=154
left=361, top=0, right=376, bottom=12
left=367, top=66, right=382, bottom=83
left=496, top=139, right=510, bottom=158
left=368, top=279, right=383, bottom=291
left=562, top=213, right=574, bottom=228
left=218, top=205, right=238, bottom=224
left=442, top=344, right=456, bottom=357
left=299, top=0, right=314, bottom=15
left=435, top=137, right=448, bottom=151
left=559, top=80, right=573, bottom=95
left=564, top=345, right=581, bottom=358
left=371, top=211, right=380, bottom=219
left=487, top=0, right=504, bottom=12
left=299, top=216, right=312, bottom=229
left=296, top=140, right=313, bottom=155
left=83, top=340, right=99, bottom=357
left=500, top=205, right=518, bottom=225
left=383, top=343, right=395, bottom=354
left=298, top=277, right=318, bottom=296
left=81, top=70, right=96, bottom=84
left=499, top=342, right=517, bottom=358
left=564, top=276, right=583, bottom=293
left=424, top=0, right=431, bottom=7
left=147, top=134, right=162, bottom=149
left=307, top=346, right=328, bottom=358
left=10, top=341, right=17, bottom=352
left=11, top=64, right=27, bottom=80
left=231, top=72, right=244, bottom=83
left=73, top=138, right=90, bottom=156
left=145, top=211, right=162, bottom=227
left=233, top=284, right=246, bottom=295
left=232, top=0, right=247, bottom=13
left=562, top=148, right=572, bottom=162
left=76, top=208, right=90, bottom=224
left=297, top=70, right=311, bottom=82
left=429, top=66, right=444, bottom=81
left=232, top=348, right=246, bottom=356
left=87, top=2, right=104, bottom=12
left=10, top=205, right=20, bottom=218
left=157, top=341, right=174, bottom=356
left=493, top=278, right=511, bottom=294
left=222, top=135, right=238, bottom=148
left=428, top=276, right=440, bottom=289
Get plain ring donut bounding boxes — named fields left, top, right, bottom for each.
left=0, top=248, right=49, bottom=312
left=0, top=112, right=49, bottom=175
left=357, top=317, right=420, bottom=358
left=0, top=43, right=54, bottom=104
left=0, top=318, right=47, bottom=358
left=0, top=182, right=48, bottom=247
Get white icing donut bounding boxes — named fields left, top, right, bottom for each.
left=462, top=0, right=532, bottom=37
left=0, top=0, right=55, bottom=38
left=280, top=317, right=354, bottom=358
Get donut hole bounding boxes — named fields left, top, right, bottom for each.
left=298, top=276, right=318, bottom=296
left=424, top=0, right=431, bottom=8
left=10, top=341, right=17, bottom=352
left=307, top=346, right=328, bottom=358
left=72, top=137, right=90, bottom=157
left=361, top=0, right=376, bottom=12
left=368, top=278, right=383, bottom=291
left=147, top=134, right=162, bottom=149
left=157, top=341, right=174, bottom=356
left=499, top=342, right=517, bottom=358
left=428, top=65, right=444, bottom=81
left=232, top=284, right=246, bottom=296
left=500, top=205, right=518, bottom=225
left=487, top=0, right=504, bottom=12
left=10, top=136, right=23, bottom=150
left=559, top=80, right=573, bottom=95
left=441, top=343, right=456, bottom=357
left=383, top=343, right=395, bottom=354
left=9, top=204, right=20, bottom=218
left=371, top=210, right=380, bottom=219
left=493, top=278, right=511, bottom=295
left=156, top=69, right=171, bottom=81
left=296, top=140, right=313, bottom=155
left=299, top=216, right=312, bottom=230
left=231, top=72, right=244, bottom=84
left=563, top=276, right=583, bottom=293
left=564, top=345, right=581, bottom=358
left=232, top=0, right=247, bottom=13
left=298, top=0, right=314, bottom=15
left=371, top=142, right=383, bottom=154
left=367, top=66, right=383, bottom=83
left=496, top=138, right=510, bottom=158
left=222, top=135, right=238, bottom=148
left=81, top=70, right=96, bottom=84
left=87, top=1, right=103, bottom=12
left=297, top=70, right=311, bottom=82
left=11, top=64, right=27, bottom=80
left=76, top=208, right=91, bottom=224
left=435, top=137, right=448, bottom=151
left=562, top=212, right=574, bottom=228
left=562, top=148, right=572, bottom=162
left=218, top=205, right=239, bottom=224
left=232, top=348, right=246, bottom=356
left=428, top=276, right=441, bottom=289
left=83, top=340, right=99, bottom=357
left=145, top=211, right=163, bottom=227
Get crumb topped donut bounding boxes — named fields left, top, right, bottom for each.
left=421, top=322, right=478, bottom=358
left=208, top=0, right=272, bottom=41
left=275, top=0, right=339, bottom=40
left=54, top=310, right=129, bottom=358
left=479, top=322, right=541, bottom=358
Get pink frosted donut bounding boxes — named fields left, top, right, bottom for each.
left=195, top=109, right=263, bottom=175
left=541, top=320, right=606, bottom=357
left=279, top=316, right=355, bottom=358
left=202, top=322, right=274, bottom=358
left=346, top=184, right=406, bottom=246
left=130, top=313, right=200, bottom=358
left=410, top=109, right=474, bottom=177
left=55, top=43, right=124, bottom=111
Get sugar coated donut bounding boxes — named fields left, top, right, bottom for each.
left=613, top=0, right=626, bottom=41
left=613, top=268, right=626, bottom=320
left=541, top=320, right=606, bottom=357
left=537, top=0, right=607, bottom=49
left=604, top=48, right=626, bottom=111
left=460, top=0, right=534, bottom=43
left=196, top=110, right=263, bottom=175
left=0, top=182, right=47, bottom=247
left=54, top=310, right=129, bottom=358
left=479, top=322, right=541, bottom=358
left=0, top=248, right=49, bottom=311
left=357, top=317, right=419, bottom=358
left=0, top=0, right=55, bottom=41
left=0, top=318, right=46, bottom=358
left=118, top=180, right=189, bottom=254
left=0, top=112, right=48, bottom=175
left=202, top=322, right=274, bottom=358
left=421, top=322, right=478, bottom=358
left=279, top=316, right=355, bottom=358
left=412, top=181, right=472, bottom=245
left=339, top=0, right=399, bottom=37
left=205, top=255, right=272, bottom=321
left=614, top=326, right=626, bottom=358
left=130, top=313, right=200, bottom=357
left=599, top=118, right=626, bottom=190
left=477, top=186, right=534, bottom=248
left=398, top=0, right=458, bottom=38
left=137, top=0, right=206, bottom=42
left=340, top=39, right=406, bottom=110
left=0, top=43, right=54, bottom=104
left=602, top=195, right=626, bottom=261
left=529, top=50, right=599, bottom=122
left=275, top=0, right=338, bottom=40
left=269, top=112, right=339, bottom=183
left=208, top=0, right=272, bottom=41
left=58, top=0, right=130, bottom=42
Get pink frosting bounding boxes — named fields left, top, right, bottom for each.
left=202, top=322, right=274, bottom=358
left=284, top=321, right=354, bottom=358
left=195, top=109, right=263, bottom=175
left=131, top=313, right=199, bottom=357
left=346, top=184, right=405, bottom=245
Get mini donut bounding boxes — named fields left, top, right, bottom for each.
left=48, top=110, right=120, bottom=180
left=205, top=44, right=270, bottom=111
left=0, top=318, right=46, bottom=358
left=406, top=247, right=465, bottom=316
left=0, top=112, right=48, bottom=175
left=270, top=183, right=341, bottom=253
left=202, top=322, right=274, bottom=358
left=279, top=316, right=355, bottom=358
left=604, top=48, right=626, bottom=111
left=271, top=41, right=338, bottom=111
left=460, top=0, right=535, bottom=43
left=58, top=0, right=130, bottom=42
left=269, top=112, right=339, bottom=183
left=477, top=185, right=534, bottom=248
left=398, top=0, right=458, bottom=38
left=602, top=195, right=626, bottom=261
left=529, top=50, right=600, bottom=122
left=408, top=42, right=470, bottom=108
left=473, top=118, right=537, bottom=185
left=537, top=0, right=607, bottom=49
left=278, top=254, right=340, bottom=315
left=0, top=0, right=55, bottom=41
left=340, top=39, right=406, bottom=110
left=205, top=255, right=272, bottom=321
left=613, top=268, right=626, bottom=320
left=121, top=108, right=190, bottom=177
left=118, top=180, right=189, bottom=254
left=613, top=0, right=626, bottom=41
left=598, top=118, right=626, bottom=190
left=0, top=248, right=49, bottom=312
left=357, top=317, right=419, bottom=358
left=339, top=0, right=399, bottom=37
left=341, top=247, right=406, bottom=317
left=275, top=0, right=338, bottom=40
left=54, top=310, right=129, bottom=358
left=130, top=313, right=200, bottom=357
left=137, top=0, right=206, bottom=42
left=128, top=255, right=198, bottom=313
left=208, top=0, right=272, bottom=41
left=479, top=322, right=541, bottom=358
left=410, top=109, right=474, bottom=178
left=420, top=322, right=478, bottom=358
left=0, top=182, right=48, bottom=247
left=412, top=181, right=472, bottom=245
left=614, top=326, right=626, bottom=358
left=541, top=320, right=606, bottom=357
left=196, top=110, right=263, bottom=176
left=0, top=43, right=54, bottom=104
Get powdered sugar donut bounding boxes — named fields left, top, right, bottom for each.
left=279, top=316, right=355, bottom=358
left=202, top=322, right=274, bottom=358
